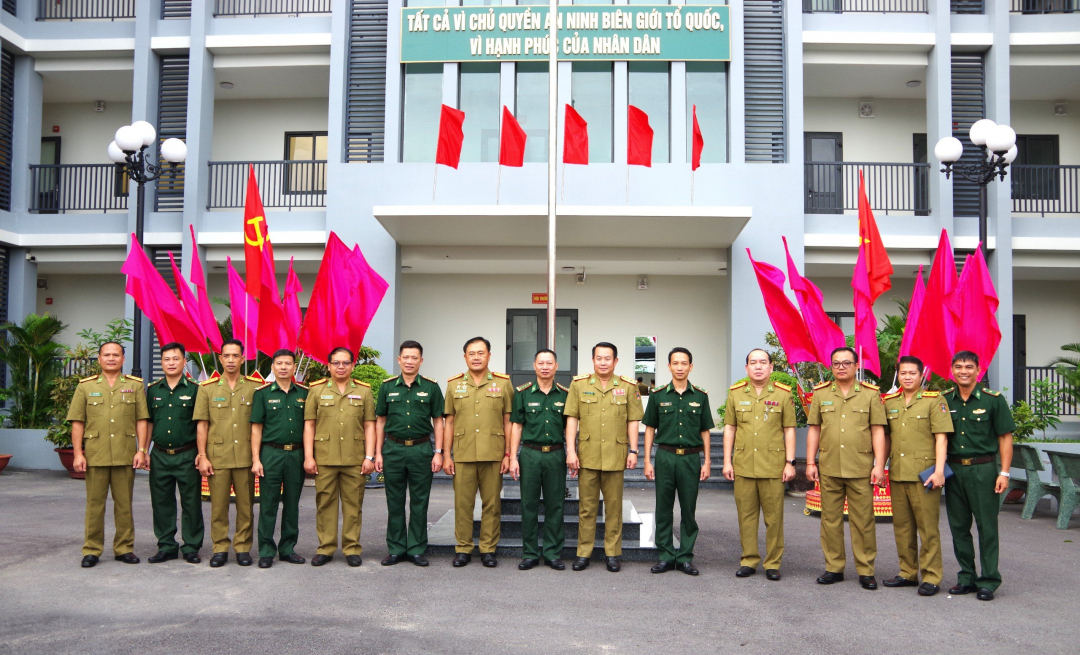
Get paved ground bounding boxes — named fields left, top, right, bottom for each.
left=0, top=469, right=1077, bottom=654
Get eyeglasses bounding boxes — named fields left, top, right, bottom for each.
left=330, top=361, right=352, bottom=368
left=832, top=361, right=856, bottom=369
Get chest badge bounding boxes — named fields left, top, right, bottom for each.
left=347, top=394, right=363, bottom=400
left=528, top=402, right=541, bottom=407
left=739, top=401, right=751, bottom=406
left=488, top=386, right=501, bottom=393
left=554, top=402, right=564, bottom=407
left=179, top=395, right=191, bottom=400
left=972, top=408, right=987, bottom=414
left=120, top=389, right=134, bottom=393
left=613, top=388, right=627, bottom=397
left=321, top=395, right=334, bottom=400
left=388, top=392, right=400, bottom=397
left=416, top=392, right=428, bottom=397
left=213, top=397, right=226, bottom=402
left=89, top=392, right=102, bottom=397
left=822, top=401, right=834, bottom=406
left=660, top=402, right=673, bottom=407
left=763, top=400, right=777, bottom=407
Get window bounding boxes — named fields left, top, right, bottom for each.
left=459, top=63, right=501, bottom=163
left=686, top=63, right=727, bottom=164
left=516, top=63, right=548, bottom=163
left=628, top=62, right=670, bottom=164
left=1012, top=134, right=1060, bottom=200
left=826, top=312, right=855, bottom=337
left=463, top=0, right=499, bottom=4
left=571, top=62, right=613, bottom=163
left=401, top=63, right=444, bottom=163
left=285, top=132, right=328, bottom=194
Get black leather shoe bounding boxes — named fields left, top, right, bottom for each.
left=381, top=554, right=403, bottom=566
left=976, top=587, right=995, bottom=601
left=765, top=569, right=781, bottom=581
left=651, top=561, right=675, bottom=574
left=605, top=557, right=620, bottom=572
left=452, top=553, right=471, bottom=567
left=883, top=576, right=919, bottom=588
left=676, top=562, right=699, bottom=576
left=81, top=555, right=99, bottom=568
left=572, top=557, right=590, bottom=571
left=518, top=558, right=539, bottom=570
left=409, top=555, right=429, bottom=567
left=258, top=557, right=273, bottom=569
left=209, top=552, right=228, bottom=567
left=480, top=553, right=497, bottom=568
left=148, top=551, right=177, bottom=563
left=545, top=559, right=565, bottom=571
left=310, top=554, right=333, bottom=566
left=183, top=552, right=201, bottom=564
left=346, top=555, right=363, bottom=567
left=949, top=583, right=977, bottom=595
left=279, top=553, right=305, bottom=564
left=918, top=582, right=940, bottom=597
left=859, top=575, right=878, bottom=590
left=736, top=566, right=757, bottom=578
left=114, top=552, right=140, bottom=564
left=816, top=571, right=844, bottom=584
left=236, top=553, right=253, bottom=567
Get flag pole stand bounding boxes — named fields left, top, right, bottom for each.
left=432, top=164, right=439, bottom=204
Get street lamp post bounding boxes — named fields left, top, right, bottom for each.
left=934, top=119, right=1018, bottom=258
left=108, top=122, right=187, bottom=379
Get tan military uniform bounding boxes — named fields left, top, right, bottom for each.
left=724, top=380, right=797, bottom=571
left=194, top=374, right=260, bottom=554
left=304, top=378, right=375, bottom=557
left=443, top=370, right=514, bottom=554
left=66, top=374, right=149, bottom=557
left=564, top=374, right=644, bottom=557
left=807, top=380, right=887, bottom=576
left=883, top=389, right=953, bottom=585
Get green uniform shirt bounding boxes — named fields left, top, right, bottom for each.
left=807, top=381, right=888, bottom=479
left=250, top=380, right=308, bottom=445
left=564, top=374, right=645, bottom=472
left=510, top=380, right=569, bottom=446
left=443, top=370, right=515, bottom=462
left=723, top=381, right=797, bottom=478
left=943, top=386, right=1015, bottom=458
left=376, top=374, right=445, bottom=439
left=147, top=376, right=198, bottom=449
left=883, top=390, right=953, bottom=481
left=193, top=375, right=261, bottom=469
left=643, top=380, right=715, bottom=448
left=304, top=378, right=375, bottom=466
left=66, top=374, right=150, bottom=467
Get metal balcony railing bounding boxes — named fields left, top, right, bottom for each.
left=1011, top=0, right=1078, bottom=13
left=951, top=0, right=984, bottom=12
left=207, top=161, right=327, bottom=210
left=1010, top=165, right=1080, bottom=216
left=1019, top=367, right=1080, bottom=416
left=29, top=164, right=129, bottom=213
left=37, top=0, right=135, bottom=20
left=803, top=0, right=927, bottom=12
left=804, top=162, right=931, bottom=214
left=213, top=0, right=332, bottom=16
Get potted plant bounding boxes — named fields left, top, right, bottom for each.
left=0, top=314, right=66, bottom=473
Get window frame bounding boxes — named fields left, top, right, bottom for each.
left=283, top=131, right=329, bottom=196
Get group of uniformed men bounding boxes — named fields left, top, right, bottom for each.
left=67, top=336, right=1014, bottom=599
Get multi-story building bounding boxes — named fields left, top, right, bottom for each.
left=1, top=0, right=1077, bottom=409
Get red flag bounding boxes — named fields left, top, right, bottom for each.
left=747, top=249, right=818, bottom=365
left=297, top=233, right=362, bottom=365
left=243, top=164, right=271, bottom=297
left=627, top=105, right=653, bottom=167
left=499, top=106, right=527, bottom=167
left=691, top=104, right=704, bottom=171
left=898, top=265, right=926, bottom=358
left=909, top=230, right=959, bottom=379
left=166, top=253, right=211, bottom=354
left=857, top=170, right=893, bottom=301
left=188, top=225, right=223, bottom=351
left=955, top=247, right=1001, bottom=372
left=852, top=247, right=881, bottom=377
left=563, top=104, right=589, bottom=165
left=346, top=245, right=390, bottom=354
left=256, top=246, right=293, bottom=356
left=783, top=237, right=845, bottom=367
left=436, top=104, right=465, bottom=169
left=283, top=257, right=303, bottom=341
left=227, top=257, right=259, bottom=359
left=121, top=234, right=205, bottom=354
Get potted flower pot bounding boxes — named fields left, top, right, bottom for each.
left=0, top=454, right=11, bottom=474
left=54, top=447, right=84, bottom=479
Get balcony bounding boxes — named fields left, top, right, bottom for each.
left=1011, top=0, right=1078, bottom=13
left=1018, top=367, right=1079, bottom=416
left=803, top=0, right=927, bottom=12
left=207, top=160, right=327, bottom=210
left=28, top=164, right=128, bottom=214
left=804, top=162, right=930, bottom=215
left=36, top=0, right=135, bottom=20
left=1011, top=165, right=1080, bottom=216
left=213, top=0, right=331, bottom=17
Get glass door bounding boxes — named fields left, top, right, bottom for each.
left=506, top=309, right=578, bottom=388
left=804, top=132, right=843, bottom=214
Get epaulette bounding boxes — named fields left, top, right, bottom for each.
left=862, top=381, right=880, bottom=390
left=356, top=380, right=371, bottom=388
left=256, top=382, right=272, bottom=390
left=448, top=373, right=464, bottom=382
left=922, top=391, right=940, bottom=397
left=199, top=378, right=216, bottom=386
left=814, top=381, right=831, bottom=390
left=556, top=383, right=569, bottom=392
left=149, top=378, right=164, bottom=387
left=79, top=375, right=97, bottom=383
left=493, top=372, right=510, bottom=379
left=308, top=377, right=328, bottom=387
left=773, top=381, right=791, bottom=391
left=245, top=374, right=263, bottom=383
left=516, top=382, right=533, bottom=392
left=620, top=375, right=636, bottom=385
left=127, top=375, right=143, bottom=382
left=295, top=382, right=308, bottom=390
left=729, top=381, right=748, bottom=390
left=984, top=388, right=1000, bottom=396
left=653, top=384, right=666, bottom=393
left=572, top=374, right=589, bottom=381
left=693, top=384, right=708, bottom=394
left=883, top=390, right=902, bottom=400
left=422, top=375, right=438, bottom=384
left=383, top=375, right=399, bottom=383
left=943, top=387, right=955, bottom=394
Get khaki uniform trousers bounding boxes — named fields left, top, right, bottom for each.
left=83, top=465, right=136, bottom=557
left=577, top=468, right=624, bottom=558
left=208, top=467, right=254, bottom=554
left=734, top=475, right=786, bottom=570
left=819, top=474, right=877, bottom=576
left=315, top=465, right=366, bottom=557
left=891, top=480, right=944, bottom=585
left=454, top=461, right=502, bottom=553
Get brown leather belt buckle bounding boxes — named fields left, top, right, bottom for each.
left=959, top=457, right=973, bottom=466
left=676, top=448, right=686, bottom=455
left=283, top=444, right=296, bottom=451
left=405, top=439, right=415, bottom=446
left=541, top=445, right=552, bottom=453
left=165, top=448, right=177, bottom=455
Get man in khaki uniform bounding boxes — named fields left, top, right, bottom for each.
left=303, top=346, right=376, bottom=567
left=565, top=342, right=644, bottom=573
left=722, top=348, right=797, bottom=581
left=443, top=336, right=514, bottom=568
left=68, top=341, right=149, bottom=567
left=194, top=339, right=262, bottom=568
left=881, top=355, right=952, bottom=597
left=806, top=346, right=888, bottom=590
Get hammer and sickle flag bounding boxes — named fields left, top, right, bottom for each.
left=243, top=163, right=273, bottom=296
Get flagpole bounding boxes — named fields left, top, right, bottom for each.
left=560, top=162, right=565, bottom=202
left=691, top=169, right=695, bottom=206
left=432, top=164, right=439, bottom=203
left=496, top=164, right=502, bottom=205
left=625, top=165, right=630, bottom=204
left=545, top=0, right=558, bottom=350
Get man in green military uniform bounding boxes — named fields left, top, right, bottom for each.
left=943, top=351, right=1015, bottom=601
left=146, top=342, right=203, bottom=564
left=806, top=346, right=888, bottom=590
left=509, top=349, right=569, bottom=571
left=68, top=341, right=149, bottom=568
left=303, top=346, right=376, bottom=567
left=565, top=342, right=644, bottom=573
left=722, top=348, right=796, bottom=581
left=250, top=349, right=308, bottom=569
left=443, top=336, right=514, bottom=568
left=194, top=339, right=262, bottom=568
left=643, top=347, right=714, bottom=576
left=375, top=340, right=444, bottom=567
left=881, top=355, right=952, bottom=597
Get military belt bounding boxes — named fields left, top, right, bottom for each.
left=947, top=454, right=995, bottom=466
left=657, top=444, right=704, bottom=456
left=263, top=442, right=302, bottom=451
left=387, top=433, right=433, bottom=447
left=522, top=442, right=564, bottom=453
left=155, top=443, right=197, bottom=456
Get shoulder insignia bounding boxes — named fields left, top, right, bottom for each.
left=127, top=375, right=143, bottom=382
left=773, top=381, right=791, bottom=391
left=356, top=380, right=371, bottom=388
left=883, top=390, right=902, bottom=400
left=693, top=384, right=708, bottom=394
left=814, top=381, right=831, bottom=390
left=729, top=381, right=748, bottom=390
left=245, top=374, right=263, bottom=383
left=620, top=375, right=636, bottom=384
left=862, top=382, right=879, bottom=390
left=256, top=382, right=272, bottom=391
left=308, top=378, right=328, bottom=387
left=516, top=382, right=532, bottom=392
left=572, top=374, right=589, bottom=381
left=199, top=378, right=216, bottom=386
left=492, top=372, right=510, bottom=379
left=984, top=388, right=1000, bottom=396
left=79, top=375, right=97, bottom=383
left=556, top=383, right=569, bottom=392
left=149, top=378, right=164, bottom=387
left=421, top=375, right=438, bottom=384
left=447, top=373, right=465, bottom=382
left=383, top=375, right=399, bottom=383
left=922, top=391, right=940, bottom=397
left=653, top=384, right=666, bottom=393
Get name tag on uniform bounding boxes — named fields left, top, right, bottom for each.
left=89, top=392, right=102, bottom=397
left=822, top=401, right=834, bottom=406
left=528, top=402, right=541, bottom=407
left=889, top=409, right=899, bottom=413
left=321, top=395, right=334, bottom=399
left=213, top=397, right=226, bottom=402
left=417, top=392, right=429, bottom=397
left=180, top=396, right=191, bottom=400
left=154, top=397, right=162, bottom=401
left=739, top=401, right=751, bottom=406
left=973, top=408, right=987, bottom=414
left=388, top=392, right=400, bottom=397
left=268, top=399, right=281, bottom=404
left=613, top=389, right=626, bottom=396
left=660, top=402, right=673, bottom=407
left=583, top=391, right=595, bottom=396
left=347, top=394, right=363, bottom=400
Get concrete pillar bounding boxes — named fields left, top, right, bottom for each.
left=613, top=61, right=627, bottom=165
left=670, top=62, right=687, bottom=166
left=327, top=0, right=349, bottom=166
left=727, top=0, right=745, bottom=165
left=9, top=55, right=43, bottom=215
left=927, top=0, right=954, bottom=234
left=6, top=248, right=38, bottom=325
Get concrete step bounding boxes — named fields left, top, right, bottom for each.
left=476, top=501, right=641, bottom=541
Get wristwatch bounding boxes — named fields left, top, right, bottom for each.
left=629, top=449, right=639, bottom=455
left=138, top=447, right=148, bottom=454
left=365, top=455, right=375, bottom=462
left=434, top=448, right=443, bottom=454
left=787, top=459, right=797, bottom=466
left=999, top=470, right=1011, bottom=478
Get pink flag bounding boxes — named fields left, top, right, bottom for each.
left=347, top=245, right=390, bottom=354
left=747, top=249, right=818, bottom=365
left=121, top=234, right=205, bottom=354
left=898, top=265, right=926, bottom=357
left=256, top=246, right=293, bottom=356
left=297, top=233, right=362, bottom=365
left=954, top=247, right=1001, bottom=372
left=167, top=252, right=211, bottom=354
left=227, top=257, right=259, bottom=359
left=783, top=237, right=845, bottom=367
left=188, top=225, right=224, bottom=352
left=909, top=230, right=958, bottom=379
left=851, top=247, right=881, bottom=377
left=283, top=257, right=304, bottom=342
